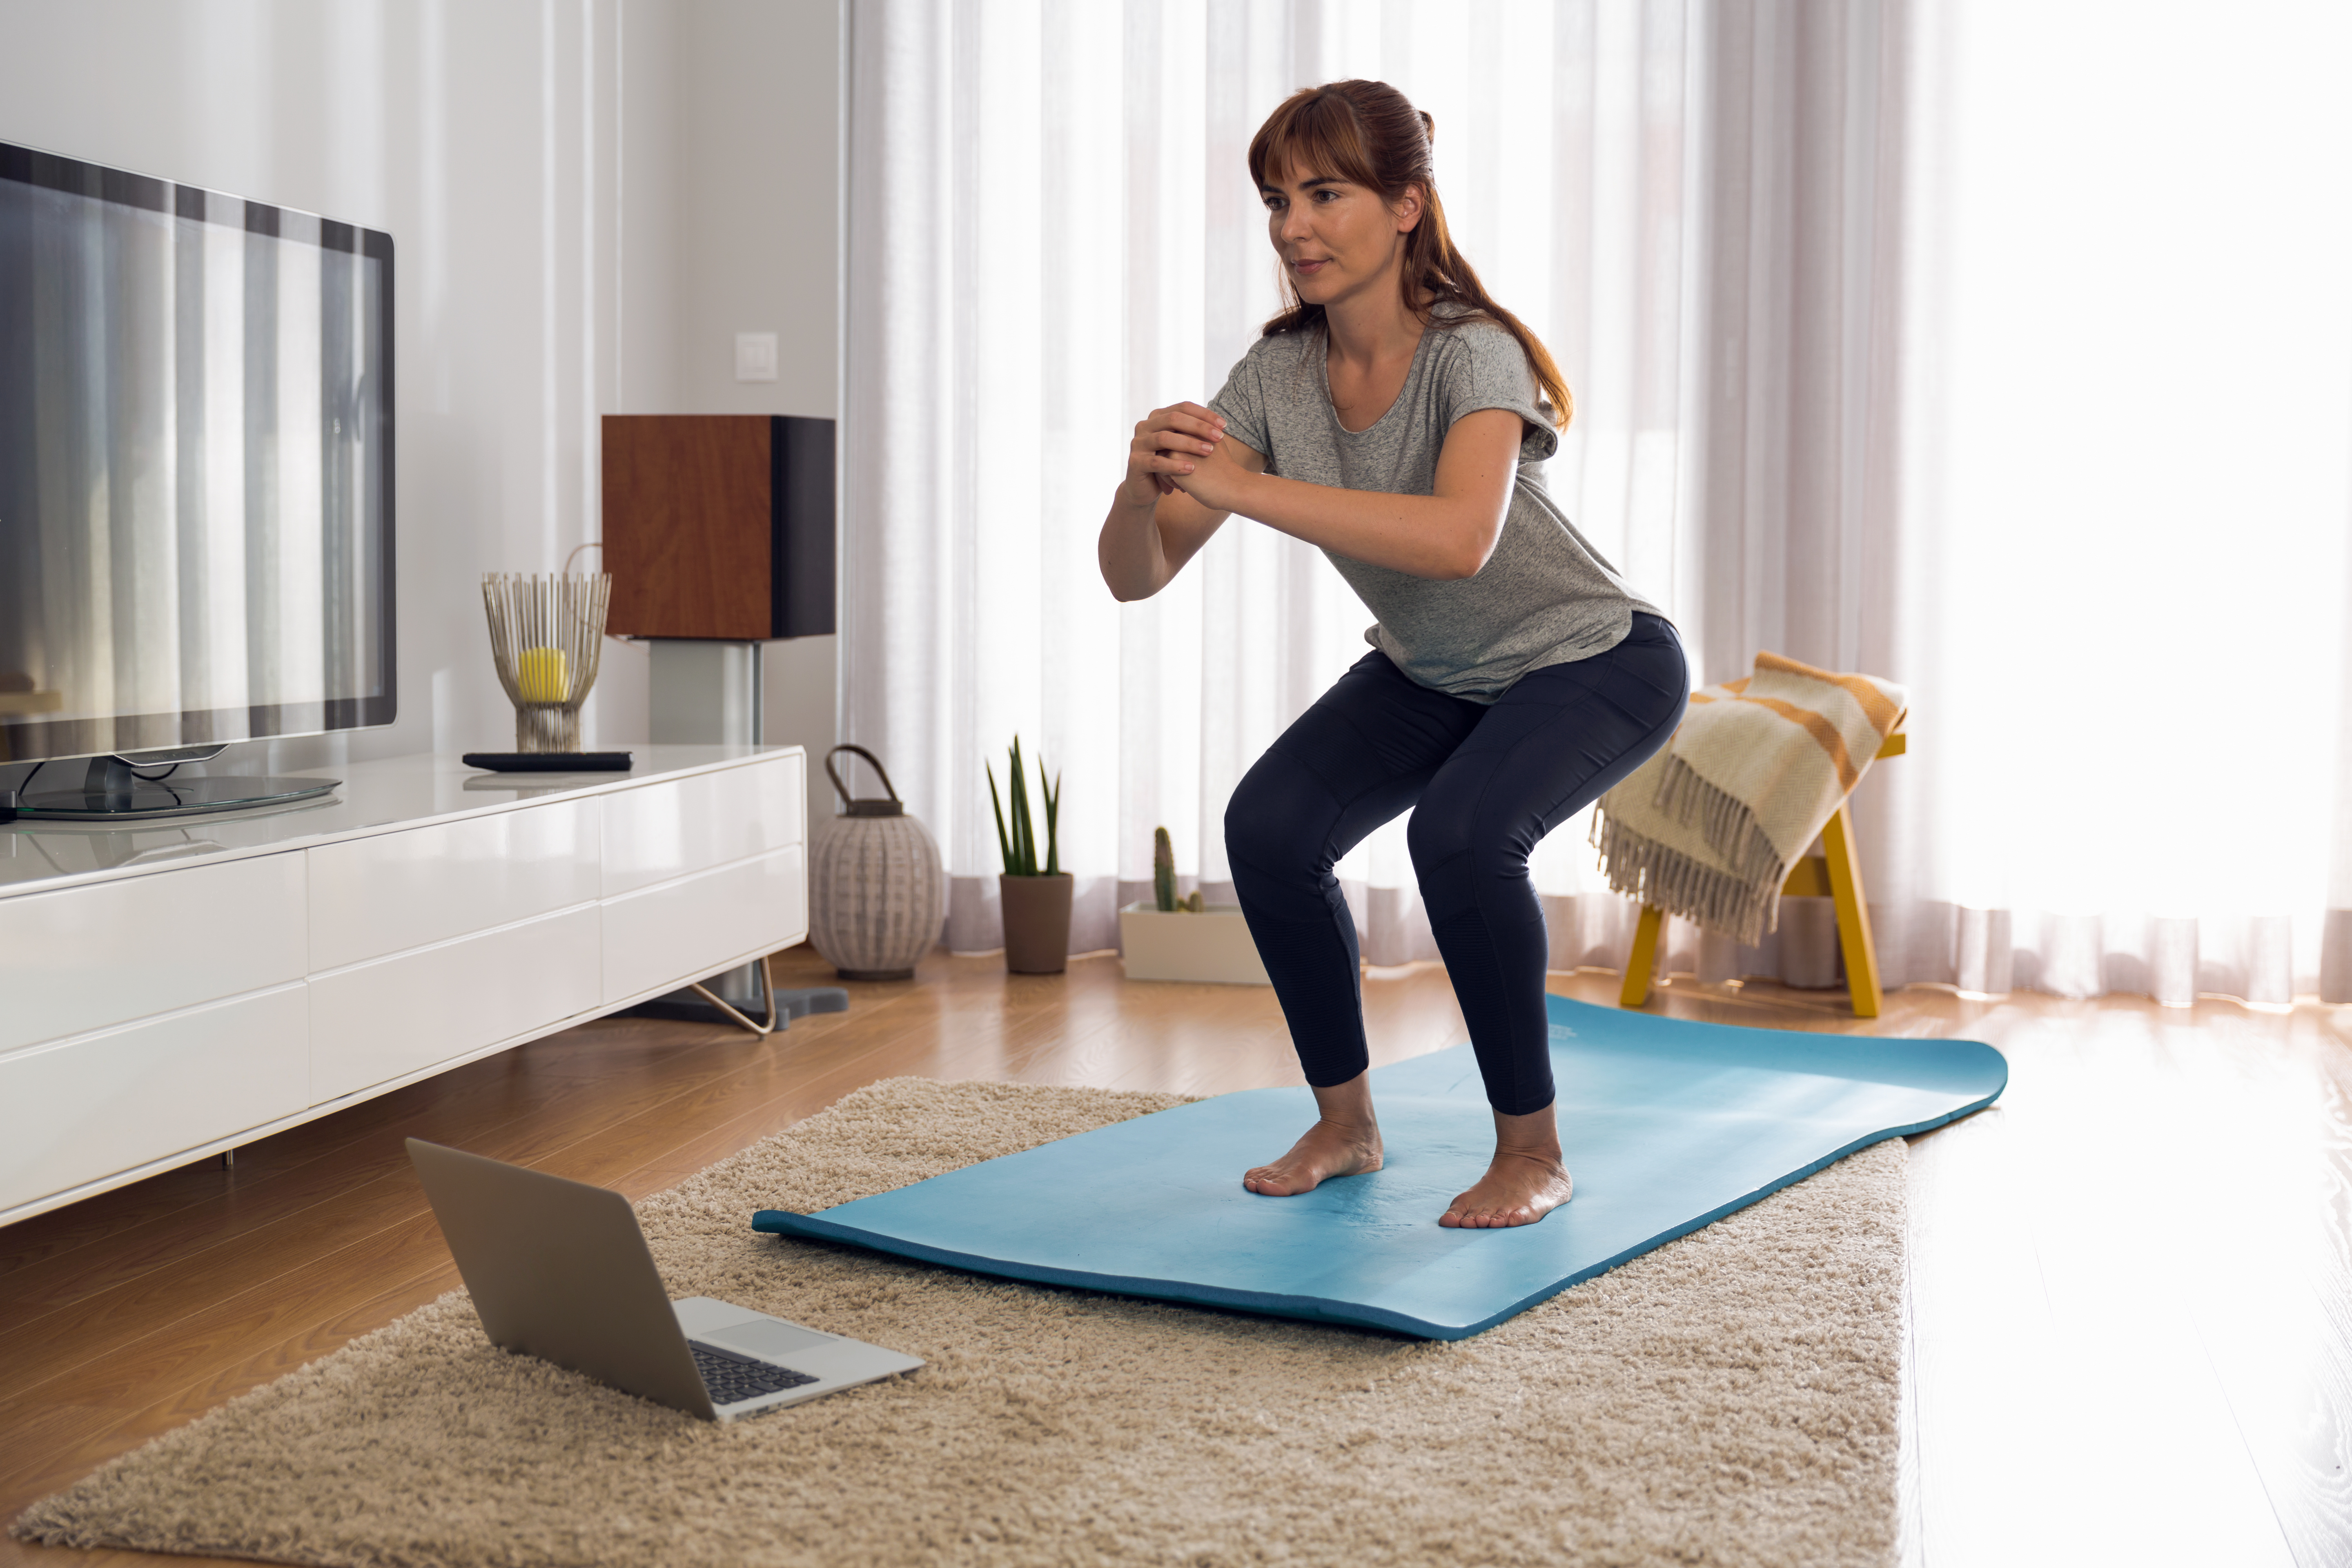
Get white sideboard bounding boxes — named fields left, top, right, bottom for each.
left=0, top=746, right=807, bottom=1227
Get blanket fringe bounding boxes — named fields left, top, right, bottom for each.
left=1592, top=810, right=1781, bottom=947
left=1649, top=754, right=1786, bottom=887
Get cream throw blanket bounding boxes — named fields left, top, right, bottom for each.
left=1593, top=652, right=1908, bottom=946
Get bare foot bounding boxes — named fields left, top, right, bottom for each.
left=1243, top=1118, right=1384, bottom=1195
left=1243, top=1071, right=1382, bottom=1196
left=1439, top=1103, right=1573, bottom=1228
left=1439, top=1150, right=1573, bottom=1227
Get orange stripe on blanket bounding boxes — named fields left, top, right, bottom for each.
left=1735, top=695, right=1860, bottom=792
left=1753, top=652, right=1902, bottom=733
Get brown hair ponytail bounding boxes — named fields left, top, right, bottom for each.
left=1247, top=80, right=1573, bottom=429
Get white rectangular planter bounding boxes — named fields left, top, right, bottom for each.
left=1118, top=902, right=1271, bottom=984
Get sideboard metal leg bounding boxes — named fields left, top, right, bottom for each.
left=690, top=952, right=780, bottom=1038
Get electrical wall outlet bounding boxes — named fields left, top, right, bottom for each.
left=734, top=331, right=779, bottom=382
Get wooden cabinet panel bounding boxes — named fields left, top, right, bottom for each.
left=599, top=415, right=835, bottom=640
left=307, top=904, right=601, bottom=1105
left=600, top=755, right=802, bottom=900
left=308, top=799, right=600, bottom=973
left=0, top=985, right=309, bottom=1219
left=602, top=414, right=774, bottom=639
left=601, top=845, right=806, bottom=1006
left=0, top=852, right=306, bottom=1055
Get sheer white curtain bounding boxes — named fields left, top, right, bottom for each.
left=846, top=0, right=2352, bottom=1006
left=1883, top=0, right=2352, bottom=1004
left=1660, top=0, right=1913, bottom=989
left=1685, top=0, right=2352, bottom=1006
left=843, top=0, right=1704, bottom=962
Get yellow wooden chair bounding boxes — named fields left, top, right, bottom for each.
left=1619, top=730, right=1906, bottom=1018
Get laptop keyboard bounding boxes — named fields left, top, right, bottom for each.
left=690, top=1340, right=819, bottom=1405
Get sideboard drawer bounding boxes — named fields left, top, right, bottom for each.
left=601, top=844, right=806, bottom=1004
left=601, top=755, right=803, bottom=899
left=308, top=798, right=601, bottom=972
left=0, top=853, right=306, bottom=1055
left=0, top=985, right=309, bottom=1218
left=308, top=903, right=601, bottom=1104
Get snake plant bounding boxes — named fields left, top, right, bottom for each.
left=987, top=736, right=1060, bottom=876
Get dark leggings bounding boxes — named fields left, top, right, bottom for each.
left=1225, top=614, right=1688, bottom=1116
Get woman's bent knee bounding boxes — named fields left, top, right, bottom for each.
left=1405, top=803, right=1470, bottom=881
left=1407, top=795, right=1522, bottom=883
left=1225, top=750, right=1329, bottom=886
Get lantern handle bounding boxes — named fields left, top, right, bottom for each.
left=824, top=744, right=903, bottom=808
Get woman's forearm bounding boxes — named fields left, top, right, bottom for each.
left=1098, top=491, right=1173, bottom=602
left=1166, top=407, right=1520, bottom=580
left=1219, top=470, right=1502, bottom=580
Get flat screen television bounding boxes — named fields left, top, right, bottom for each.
left=0, top=140, right=393, bottom=819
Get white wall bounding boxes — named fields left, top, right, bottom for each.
left=0, top=0, right=839, bottom=795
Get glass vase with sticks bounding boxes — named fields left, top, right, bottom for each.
left=481, top=573, right=612, bottom=753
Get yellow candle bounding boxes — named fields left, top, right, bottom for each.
left=517, top=646, right=569, bottom=703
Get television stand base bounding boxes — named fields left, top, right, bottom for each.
left=19, top=767, right=339, bottom=821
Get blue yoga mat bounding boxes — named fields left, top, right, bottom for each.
left=753, top=995, right=2004, bottom=1339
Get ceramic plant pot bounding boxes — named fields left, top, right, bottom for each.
left=1000, top=873, right=1074, bottom=974
left=1116, top=902, right=1270, bottom=984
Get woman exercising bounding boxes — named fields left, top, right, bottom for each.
left=1097, top=80, right=1687, bottom=1229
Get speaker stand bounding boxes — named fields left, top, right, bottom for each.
left=630, top=640, right=846, bottom=1036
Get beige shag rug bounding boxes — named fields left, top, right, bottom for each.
left=14, top=1079, right=1906, bottom=1567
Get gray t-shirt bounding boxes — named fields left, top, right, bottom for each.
left=1207, top=304, right=1662, bottom=702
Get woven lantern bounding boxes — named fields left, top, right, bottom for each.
left=808, top=745, right=947, bottom=981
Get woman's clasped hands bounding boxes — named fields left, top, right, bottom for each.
left=1123, top=401, right=1254, bottom=513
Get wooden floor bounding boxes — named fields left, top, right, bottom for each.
left=2, top=945, right=2347, bottom=1568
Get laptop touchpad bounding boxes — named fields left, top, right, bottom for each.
left=704, top=1318, right=834, bottom=1360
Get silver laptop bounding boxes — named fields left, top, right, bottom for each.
left=407, top=1138, right=922, bottom=1422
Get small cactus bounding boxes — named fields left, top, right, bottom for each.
left=1154, top=826, right=1177, bottom=912
left=1185, top=889, right=1204, bottom=913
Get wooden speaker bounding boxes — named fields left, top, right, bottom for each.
left=601, top=414, right=835, bottom=639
